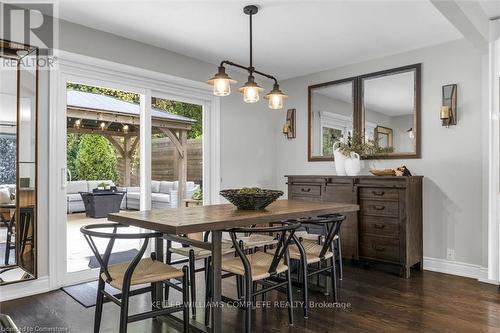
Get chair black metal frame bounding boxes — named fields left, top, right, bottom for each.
left=205, top=221, right=300, bottom=333
left=81, top=223, right=189, bottom=333
left=1, top=212, right=15, bottom=266
left=165, top=231, right=212, bottom=319
left=289, top=214, right=345, bottom=318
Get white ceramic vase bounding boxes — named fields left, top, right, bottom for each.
left=333, top=141, right=347, bottom=176
left=344, top=152, right=361, bottom=176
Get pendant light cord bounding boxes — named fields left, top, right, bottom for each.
left=249, top=12, right=253, bottom=73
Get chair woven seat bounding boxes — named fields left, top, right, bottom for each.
left=103, top=258, right=183, bottom=290
left=170, top=243, right=235, bottom=259
left=289, top=241, right=334, bottom=264
left=222, top=251, right=288, bottom=281
left=223, top=234, right=278, bottom=248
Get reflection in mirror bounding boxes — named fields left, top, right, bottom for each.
left=0, top=40, right=37, bottom=285
left=362, top=69, right=416, bottom=156
left=310, top=80, right=354, bottom=158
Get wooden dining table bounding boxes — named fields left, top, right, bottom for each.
left=108, top=199, right=359, bottom=332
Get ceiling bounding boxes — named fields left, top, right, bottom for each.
left=314, top=71, right=415, bottom=116
left=479, top=0, right=500, bottom=19
left=55, top=1, right=463, bottom=80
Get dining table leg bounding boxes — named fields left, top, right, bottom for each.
left=210, top=230, right=223, bottom=333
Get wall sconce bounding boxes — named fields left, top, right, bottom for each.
left=441, top=84, right=457, bottom=127
left=282, top=108, right=296, bottom=139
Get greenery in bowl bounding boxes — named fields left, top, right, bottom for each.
left=192, top=190, right=203, bottom=200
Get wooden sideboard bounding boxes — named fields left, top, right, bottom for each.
left=286, top=175, right=423, bottom=278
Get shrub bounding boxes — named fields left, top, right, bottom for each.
left=75, top=135, right=118, bottom=183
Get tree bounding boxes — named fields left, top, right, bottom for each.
left=0, top=135, right=16, bottom=184
left=75, top=135, right=119, bottom=183
left=66, top=133, right=81, bottom=180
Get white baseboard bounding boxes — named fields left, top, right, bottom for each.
left=423, top=257, right=498, bottom=284
left=0, top=276, right=52, bottom=302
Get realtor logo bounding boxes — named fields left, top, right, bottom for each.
left=1, top=2, right=57, bottom=56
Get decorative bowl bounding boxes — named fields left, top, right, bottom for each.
left=220, top=189, right=284, bottom=210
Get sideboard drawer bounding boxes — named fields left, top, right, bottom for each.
left=360, top=235, right=400, bottom=262
left=361, top=200, right=399, bottom=217
left=291, top=184, right=321, bottom=197
left=359, top=187, right=399, bottom=201
left=360, top=216, right=400, bottom=237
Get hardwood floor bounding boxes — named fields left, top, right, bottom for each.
left=2, top=263, right=500, bottom=332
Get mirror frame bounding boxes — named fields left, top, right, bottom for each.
left=308, top=77, right=358, bottom=161
left=308, top=63, right=421, bottom=161
left=0, top=39, right=39, bottom=285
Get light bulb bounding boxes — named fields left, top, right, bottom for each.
left=243, top=86, right=260, bottom=103
left=213, top=78, right=230, bottom=96
left=268, top=93, right=283, bottom=109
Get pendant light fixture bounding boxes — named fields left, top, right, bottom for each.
left=207, top=5, right=287, bottom=109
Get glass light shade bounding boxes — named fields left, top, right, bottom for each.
left=243, top=85, right=260, bottom=103
left=264, top=84, right=287, bottom=109
left=207, top=66, right=236, bottom=97
left=213, top=78, right=231, bottom=96
left=267, top=93, right=284, bottom=109
left=239, top=75, right=263, bottom=103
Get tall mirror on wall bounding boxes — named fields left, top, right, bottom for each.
left=361, top=65, right=420, bottom=158
left=0, top=40, right=38, bottom=285
left=308, top=79, right=355, bottom=160
left=308, top=64, right=420, bottom=161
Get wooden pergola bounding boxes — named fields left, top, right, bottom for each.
left=66, top=90, right=195, bottom=206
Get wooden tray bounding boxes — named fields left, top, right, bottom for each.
left=369, top=169, right=396, bottom=176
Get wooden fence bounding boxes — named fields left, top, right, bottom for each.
left=116, top=138, right=202, bottom=186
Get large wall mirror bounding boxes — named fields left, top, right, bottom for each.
left=0, top=40, right=38, bottom=285
left=308, top=64, right=421, bottom=161
left=309, top=79, right=355, bottom=160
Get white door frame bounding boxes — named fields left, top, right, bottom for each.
left=48, top=51, right=220, bottom=288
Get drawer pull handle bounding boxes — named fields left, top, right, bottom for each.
left=373, top=245, right=385, bottom=251
left=372, top=191, right=385, bottom=196
left=373, top=223, right=385, bottom=229
left=301, top=188, right=311, bottom=192
left=372, top=205, right=385, bottom=211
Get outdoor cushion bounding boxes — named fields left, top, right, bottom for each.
left=87, top=180, right=114, bottom=192
left=126, top=187, right=140, bottom=193
left=67, top=193, right=83, bottom=202
left=126, top=192, right=140, bottom=200
left=159, top=181, right=175, bottom=194
left=0, top=188, right=12, bottom=204
left=67, top=180, right=87, bottom=194
left=186, top=181, right=195, bottom=190
left=151, top=180, right=160, bottom=193
left=151, top=193, right=170, bottom=203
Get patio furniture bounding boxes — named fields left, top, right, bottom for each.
left=67, top=180, right=117, bottom=213
left=108, top=200, right=360, bottom=333
left=80, top=223, right=189, bottom=333
left=183, top=198, right=202, bottom=207
left=80, top=192, right=124, bottom=218
left=121, top=181, right=200, bottom=210
left=66, top=180, right=200, bottom=213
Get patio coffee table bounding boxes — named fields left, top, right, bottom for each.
left=80, top=192, right=124, bottom=218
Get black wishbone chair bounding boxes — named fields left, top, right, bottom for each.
left=288, top=214, right=345, bottom=318
left=205, top=221, right=300, bottom=333
left=81, top=223, right=189, bottom=333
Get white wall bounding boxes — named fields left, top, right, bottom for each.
left=275, top=39, right=486, bottom=266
